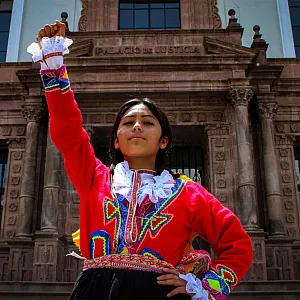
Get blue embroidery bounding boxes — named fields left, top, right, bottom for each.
left=90, top=230, right=111, bottom=259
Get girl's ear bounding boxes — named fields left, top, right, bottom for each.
left=114, top=136, right=120, bottom=149
left=159, top=136, right=169, bottom=150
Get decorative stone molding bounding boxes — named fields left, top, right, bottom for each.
left=227, top=88, right=254, bottom=107
left=275, top=135, right=295, bottom=145
left=205, top=124, right=229, bottom=136
left=79, top=0, right=88, bottom=31
left=1, top=126, right=12, bottom=136
left=21, top=105, right=43, bottom=123
left=257, top=102, right=278, bottom=119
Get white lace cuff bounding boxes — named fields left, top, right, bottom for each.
left=27, top=36, right=73, bottom=70
left=179, top=273, right=211, bottom=300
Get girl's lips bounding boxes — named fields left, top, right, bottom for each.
left=130, top=137, right=145, bottom=140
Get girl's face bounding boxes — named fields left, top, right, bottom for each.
left=114, top=103, right=169, bottom=170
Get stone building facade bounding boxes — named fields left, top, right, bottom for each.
left=0, top=0, right=300, bottom=299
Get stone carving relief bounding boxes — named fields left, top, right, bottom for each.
left=79, top=0, right=88, bottom=31
left=21, top=105, right=43, bottom=123
left=3, top=138, right=25, bottom=239
left=206, top=124, right=233, bottom=212
left=227, top=88, right=254, bottom=107
left=257, top=102, right=278, bottom=119
left=276, top=142, right=299, bottom=237
left=1, top=127, right=12, bottom=136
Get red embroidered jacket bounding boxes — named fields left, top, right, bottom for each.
left=43, top=66, right=252, bottom=299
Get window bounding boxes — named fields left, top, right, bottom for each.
left=119, top=0, right=180, bottom=30
left=0, top=0, right=12, bottom=62
left=170, top=146, right=204, bottom=184
left=0, top=148, right=8, bottom=228
left=289, top=0, right=300, bottom=57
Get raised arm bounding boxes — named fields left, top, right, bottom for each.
left=188, top=183, right=253, bottom=299
left=30, top=22, right=98, bottom=197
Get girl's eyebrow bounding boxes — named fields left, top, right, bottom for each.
left=124, top=114, right=157, bottom=119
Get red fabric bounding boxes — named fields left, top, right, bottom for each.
left=46, top=88, right=253, bottom=285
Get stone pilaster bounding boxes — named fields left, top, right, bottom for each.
left=40, top=129, right=62, bottom=232
left=227, top=87, right=259, bottom=231
left=257, top=101, right=285, bottom=236
left=16, top=104, right=43, bottom=238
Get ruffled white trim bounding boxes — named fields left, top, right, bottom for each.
left=179, top=273, right=213, bottom=300
left=27, top=36, right=73, bottom=70
left=113, top=161, right=174, bottom=205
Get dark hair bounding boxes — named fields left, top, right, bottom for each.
left=108, top=98, right=177, bottom=178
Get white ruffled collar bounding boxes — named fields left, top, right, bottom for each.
left=112, top=161, right=175, bottom=205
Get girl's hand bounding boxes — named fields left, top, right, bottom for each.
left=157, top=268, right=194, bottom=298
left=37, top=20, right=66, bottom=47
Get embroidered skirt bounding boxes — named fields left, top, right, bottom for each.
left=69, top=268, right=190, bottom=300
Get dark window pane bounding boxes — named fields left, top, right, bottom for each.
left=0, top=52, right=6, bottom=62
left=165, top=9, right=180, bottom=28
left=150, top=4, right=164, bottom=8
left=289, top=0, right=300, bottom=6
left=296, top=46, right=300, bottom=57
left=120, top=3, right=134, bottom=9
left=290, top=8, right=300, bottom=26
left=0, top=12, right=11, bottom=31
left=135, top=9, right=148, bottom=28
left=165, top=3, right=179, bottom=8
left=0, top=32, right=9, bottom=51
left=150, top=9, right=165, bottom=28
left=135, top=3, right=148, bottom=9
left=292, top=27, right=300, bottom=45
left=120, top=10, right=134, bottom=29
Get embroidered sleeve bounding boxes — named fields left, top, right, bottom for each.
left=188, top=183, right=253, bottom=299
left=27, top=37, right=102, bottom=196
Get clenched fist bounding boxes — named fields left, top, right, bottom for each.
left=38, top=20, right=66, bottom=47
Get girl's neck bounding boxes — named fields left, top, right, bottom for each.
left=125, top=158, right=156, bottom=171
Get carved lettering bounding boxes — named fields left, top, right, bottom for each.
left=95, top=45, right=202, bottom=56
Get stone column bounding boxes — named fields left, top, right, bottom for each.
left=257, top=101, right=285, bottom=236
left=40, top=128, right=61, bottom=232
left=227, top=87, right=259, bottom=231
left=16, top=104, right=43, bottom=238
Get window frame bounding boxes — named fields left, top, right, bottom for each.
left=288, top=0, right=300, bottom=57
left=0, top=2, right=12, bottom=62
left=119, top=0, right=181, bottom=30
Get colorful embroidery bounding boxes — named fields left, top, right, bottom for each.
left=41, top=65, right=70, bottom=93
left=176, top=250, right=211, bottom=277
left=201, top=264, right=237, bottom=299
left=90, top=230, right=111, bottom=259
left=138, top=179, right=184, bottom=243
left=103, top=196, right=122, bottom=254
left=83, top=253, right=174, bottom=273
left=139, top=248, right=163, bottom=260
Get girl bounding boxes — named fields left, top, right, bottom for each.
left=28, top=21, right=253, bottom=300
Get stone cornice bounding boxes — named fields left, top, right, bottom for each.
left=204, top=36, right=257, bottom=56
